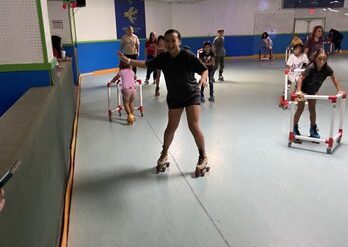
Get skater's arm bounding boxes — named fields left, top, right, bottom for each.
left=199, top=70, right=208, bottom=87
left=330, top=74, right=345, bottom=94
left=110, top=73, right=120, bottom=83
left=0, top=189, right=5, bottom=212
left=118, top=51, right=147, bottom=68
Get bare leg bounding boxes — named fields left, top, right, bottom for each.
left=185, top=105, right=206, bottom=156
left=294, top=101, right=306, bottom=125
left=308, top=99, right=317, bottom=126
left=162, top=108, right=184, bottom=153
left=129, top=93, right=135, bottom=116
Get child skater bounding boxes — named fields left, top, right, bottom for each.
left=110, top=62, right=137, bottom=125
left=154, top=35, right=166, bottom=96
left=285, top=43, right=309, bottom=91
left=261, top=32, right=273, bottom=60
left=293, top=51, right=345, bottom=140
left=199, top=41, right=215, bottom=102
left=118, top=29, right=210, bottom=177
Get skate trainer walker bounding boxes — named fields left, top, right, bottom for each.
left=107, top=78, right=144, bottom=121
left=288, top=92, right=347, bottom=154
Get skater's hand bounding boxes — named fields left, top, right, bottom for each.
left=0, top=189, right=5, bottom=212
left=296, top=91, right=304, bottom=101
left=337, top=90, right=346, bottom=96
left=117, top=51, right=130, bottom=64
left=199, top=79, right=208, bottom=87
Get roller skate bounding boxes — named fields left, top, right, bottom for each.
left=144, top=79, right=149, bottom=85
left=293, top=124, right=302, bottom=144
left=310, top=124, right=320, bottom=140
left=156, top=151, right=170, bottom=174
left=127, top=114, right=135, bottom=125
left=208, top=96, right=215, bottom=102
left=195, top=155, right=210, bottom=177
left=155, top=86, right=160, bottom=97
left=218, top=75, right=224, bottom=82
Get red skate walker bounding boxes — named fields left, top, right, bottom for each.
left=279, top=68, right=305, bottom=110
left=288, top=92, right=347, bottom=154
left=107, top=78, right=144, bottom=121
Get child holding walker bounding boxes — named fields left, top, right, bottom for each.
left=293, top=51, right=345, bottom=140
left=110, top=62, right=137, bottom=125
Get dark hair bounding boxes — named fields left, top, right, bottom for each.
left=119, top=61, right=131, bottom=69
left=148, top=32, right=156, bottom=42
left=261, top=32, right=269, bottom=39
left=157, top=35, right=165, bottom=44
left=51, top=35, right=62, bottom=58
left=203, top=41, right=212, bottom=47
left=309, top=25, right=323, bottom=40
left=164, top=29, right=181, bottom=40
left=293, top=43, right=304, bottom=51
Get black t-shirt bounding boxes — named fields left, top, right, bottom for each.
left=146, top=49, right=207, bottom=102
left=199, top=51, right=215, bottom=68
left=301, top=63, right=334, bottom=94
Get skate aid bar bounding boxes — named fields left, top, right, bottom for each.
left=288, top=92, right=347, bottom=154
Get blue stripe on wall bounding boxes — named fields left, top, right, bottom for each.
left=63, top=45, right=78, bottom=84
left=76, top=32, right=348, bottom=73
left=0, top=71, right=51, bottom=116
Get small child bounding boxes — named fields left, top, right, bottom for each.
left=286, top=44, right=309, bottom=88
left=111, top=62, right=137, bottom=125
left=293, top=51, right=345, bottom=140
left=154, top=35, right=166, bottom=96
left=199, top=41, right=215, bottom=102
left=261, top=32, right=273, bottom=59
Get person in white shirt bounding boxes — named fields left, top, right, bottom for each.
left=121, top=26, right=140, bottom=74
left=286, top=43, right=309, bottom=86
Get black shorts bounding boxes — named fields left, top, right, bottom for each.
left=167, top=94, right=200, bottom=109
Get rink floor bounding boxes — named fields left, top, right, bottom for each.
left=68, top=56, right=348, bottom=247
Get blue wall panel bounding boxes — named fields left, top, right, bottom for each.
left=63, top=45, right=78, bottom=84
left=77, top=41, right=121, bottom=74
left=0, top=71, right=51, bottom=116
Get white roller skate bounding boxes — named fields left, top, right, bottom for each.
left=156, top=151, right=170, bottom=174
left=195, top=155, right=210, bottom=177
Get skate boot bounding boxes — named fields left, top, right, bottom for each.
left=208, top=96, right=215, bottom=102
left=155, top=86, right=160, bottom=96
left=218, top=75, right=224, bottom=81
left=156, top=151, right=170, bottom=173
left=195, top=155, right=210, bottom=177
left=310, top=124, right=320, bottom=139
left=200, top=96, right=205, bottom=103
left=127, top=114, right=135, bottom=125
left=144, top=79, right=149, bottom=85
left=293, top=124, right=302, bottom=144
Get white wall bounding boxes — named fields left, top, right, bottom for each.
left=171, top=0, right=348, bottom=36
left=47, top=1, right=72, bottom=44
left=74, top=0, right=117, bottom=42
left=145, top=1, right=172, bottom=37
left=41, top=0, right=54, bottom=62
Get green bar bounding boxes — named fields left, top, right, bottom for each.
left=0, top=59, right=57, bottom=72
left=35, top=0, right=49, bottom=64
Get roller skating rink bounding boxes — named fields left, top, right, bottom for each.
left=68, top=56, right=348, bottom=247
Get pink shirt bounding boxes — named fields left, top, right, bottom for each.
left=119, top=68, right=135, bottom=90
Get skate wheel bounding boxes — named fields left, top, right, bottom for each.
left=337, top=138, right=342, bottom=144
left=109, top=117, right=112, bottom=122
left=141, top=112, right=144, bottom=117
left=166, top=162, right=170, bottom=167
left=205, top=166, right=210, bottom=172
left=288, top=142, right=292, bottom=147
left=326, top=148, right=332, bottom=154
left=118, top=112, right=121, bottom=116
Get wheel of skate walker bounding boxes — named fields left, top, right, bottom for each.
left=118, top=112, right=121, bottom=116
left=288, top=142, right=292, bottom=147
left=326, top=148, right=332, bottom=154
left=141, top=112, right=144, bottom=117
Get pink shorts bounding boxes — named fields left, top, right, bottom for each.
left=122, top=87, right=136, bottom=101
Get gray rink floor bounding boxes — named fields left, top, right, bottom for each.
left=68, top=56, right=348, bottom=247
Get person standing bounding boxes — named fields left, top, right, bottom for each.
left=213, top=29, right=226, bottom=82
left=144, top=32, right=157, bottom=84
left=328, top=29, right=344, bottom=53
left=121, top=26, right=140, bottom=74
left=304, top=25, right=324, bottom=61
